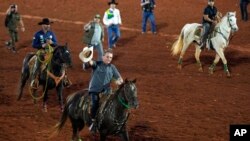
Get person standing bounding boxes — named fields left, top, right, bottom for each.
left=240, top=0, right=249, bottom=21
left=141, top=0, right=157, bottom=34
left=200, top=0, right=217, bottom=48
left=103, top=0, right=122, bottom=49
left=83, top=14, right=104, bottom=61
left=30, top=18, right=57, bottom=89
left=81, top=49, right=123, bottom=133
left=5, top=4, right=25, bottom=53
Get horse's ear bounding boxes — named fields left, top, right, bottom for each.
left=132, top=79, right=136, bottom=83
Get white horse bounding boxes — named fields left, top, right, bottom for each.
left=171, top=12, right=238, bottom=77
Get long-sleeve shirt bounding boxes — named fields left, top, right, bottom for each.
left=83, top=61, right=121, bottom=93
left=103, top=8, right=122, bottom=26
left=32, top=30, right=57, bottom=49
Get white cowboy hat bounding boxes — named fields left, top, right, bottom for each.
left=79, top=46, right=94, bottom=62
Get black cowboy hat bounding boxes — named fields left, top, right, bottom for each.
left=38, top=18, right=53, bottom=25
left=108, top=0, right=118, bottom=5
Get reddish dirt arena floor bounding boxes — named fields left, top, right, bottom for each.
left=0, top=0, right=250, bottom=141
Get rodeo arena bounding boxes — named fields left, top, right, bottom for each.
left=0, top=0, right=250, bottom=141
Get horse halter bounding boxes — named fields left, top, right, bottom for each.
left=227, top=13, right=238, bottom=32
left=118, top=82, right=137, bottom=109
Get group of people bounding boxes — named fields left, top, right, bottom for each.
left=3, top=0, right=247, bottom=134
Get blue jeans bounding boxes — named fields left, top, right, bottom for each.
left=201, top=23, right=211, bottom=44
left=142, top=11, right=156, bottom=33
left=90, top=92, right=100, bottom=119
left=90, top=42, right=103, bottom=61
left=107, top=24, right=120, bottom=48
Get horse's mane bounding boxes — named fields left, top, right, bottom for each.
left=215, top=12, right=230, bottom=28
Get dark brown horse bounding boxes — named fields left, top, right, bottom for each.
left=53, top=79, right=138, bottom=141
left=17, top=44, right=72, bottom=111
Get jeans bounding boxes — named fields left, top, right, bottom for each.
left=142, top=11, right=156, bottom=33
left=201, top=23, right=211, bottom=45
left=240, top=2, right=248, bottom=21
left=90, top=92, right=100, bottom=119
left=90, top=42, right=104, bottom=61
left=107, top=24, right=120, bottom=48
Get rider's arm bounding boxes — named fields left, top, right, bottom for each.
left=83, top=60, right=96, bottom=70
left=50, top=32, right=57, bottom=46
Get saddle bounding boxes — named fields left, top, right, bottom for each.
left=194, top=25, right=218, bottom=50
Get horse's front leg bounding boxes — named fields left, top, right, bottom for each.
left=195, top=45, right=203, bottom=72
left=56, top=84, right=64, bottom=112
left=209, top=54, right=220, bottom=75
left=119, top=129, right=129, bottom=141
left=215, top=48, right=231, bottom=77
left=43, top=88, right=49, bottom=112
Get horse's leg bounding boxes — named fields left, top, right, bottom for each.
left=70, top=118, right=79, bottom=141
left=43, top=88, right=49, bottom=112
left=77, top=120, right=85, bottom=141
left=119, top=130, right=129, bottom=141
left=209, top=54, right=220, bottom=75
left=56, top=84, right=64, bottom=112
left=178, top=41, right=191, bottom=70
left=100, top=133, right=107, bottom=141
left=215, top=48, right=230, bottom=77
left=194, top=44, right=203, bottom=72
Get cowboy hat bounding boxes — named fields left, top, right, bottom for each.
left=108, top=0, right=118, bottom=5
left=38, top=18, right=53, bottom=25
left=79, top=46, right=94, bottom=62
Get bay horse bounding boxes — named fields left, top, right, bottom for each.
left=52, top=79, right=138, bottom=141
left=171, top=12, right=238, bottom=77
left=17, top=44, right=72, bottom=111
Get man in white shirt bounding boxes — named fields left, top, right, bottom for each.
left=103, top=0, right=122, bottom=49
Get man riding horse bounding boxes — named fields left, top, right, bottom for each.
left=200, top=0, right=218, bottom=49
left=80, top=48, right=124, bottom=133
left=31, top=18, right=70, bottom=89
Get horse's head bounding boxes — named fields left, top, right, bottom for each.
left=118, top=79, right=139, bottom=109
left=53, top=43, right=72, bottom=67
left=227, top=12, right=238, bottom=32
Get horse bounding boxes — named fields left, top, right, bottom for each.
left=171, top=12, right=238, bottom=77
left=17, top=44, right=72, bottom=111
left=52, top=79, right=138, bottom=141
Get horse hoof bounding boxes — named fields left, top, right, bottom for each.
left=226, top=72, right=231, bottom=78
left=43, top=104, right=48, bottom=112
left=198, top=67, right=203, bottom=72
left=177, top=65, right=182, bottom=70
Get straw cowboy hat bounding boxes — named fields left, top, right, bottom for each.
left=79, top=46, right=94, bottom=62
left=38, top=18, right=53, bottom=25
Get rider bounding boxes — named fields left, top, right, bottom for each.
left=82, top=49, right=123, bottom=133
left=200, top=0, right=217, bottom=48
left=30, top=18, right=57, bottom=89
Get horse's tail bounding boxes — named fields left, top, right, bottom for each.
left=17, top=52, right=35, bottom=100
left=50, top=102, right=69, bottom=138
left=171, top=28, right=184, bottom=56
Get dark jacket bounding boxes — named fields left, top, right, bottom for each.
left=83, top=21, right=104, bottom=45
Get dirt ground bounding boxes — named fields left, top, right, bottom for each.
left=0, top=0, right=250, bottom=141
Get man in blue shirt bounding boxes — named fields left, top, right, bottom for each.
left=200, top=0, right=217, bottom=48
left=82, top=49, right=123, bottom=133
left=141, top=0, right=157, bottom=34
left=30, top=18, right=57, bottom=89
